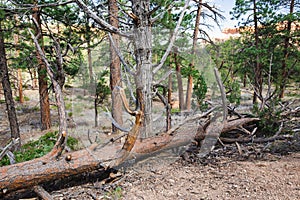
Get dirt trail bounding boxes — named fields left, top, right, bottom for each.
left=121, top=153, right=300, bottom=200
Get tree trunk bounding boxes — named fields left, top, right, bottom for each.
left=17, top=69, right=24, bottom=103
left=166, top=55, right=173, bottom=131
left=185, top=74, right=193, bottom=111
left=32, top=5, right=51, bottom=130
left=174, top=48, right=185, bottom=110
left=13, top=23, right=24, bottom=104
left=279, top=0, right=294, bottom=99
left=132, top=0, right=153, bottom=137
left=252, top=0, right=262, bottom=104
left=0, top=24, right=21, bottom=150
left=185, top=0, right=202, bottom=111
left=33, top=69, right=37, bottom=88
left=109, top=0, right=123, bottom=133
left=87, top=46, right=94, bottom=86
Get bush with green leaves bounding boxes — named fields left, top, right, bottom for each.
left=0, top=131, right=78, bottom=166
left=252, top=101, right=282, bottom=137
left=95, top=70, right=111, bottom=105
left=225, top=79, right=241, bottom=105
left=193, top=72, right=208, bottom=110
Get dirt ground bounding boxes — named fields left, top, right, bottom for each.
left=49, top=146, right=300, bottom=200
left=120, top=152, right=300, bottom=200
left=1, top=88, right=300, bottom=200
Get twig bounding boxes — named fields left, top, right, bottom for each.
left=235, top=142, right=243, bottom=155
left=33, top=185, right=53, bottom=200
left=0, top=138, right=19, bottom=161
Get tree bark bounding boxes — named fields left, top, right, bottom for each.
left=185, top=0, right=202, bottom=111
left=13, top=19, right=24, bottom=104
left=252, top=0, right=262, bottom=104
left=109, top=0, right=123, bottom=133
left=174, top=48, right=185, bottom=110
left=131, top=0, right=153, bottom=137
left=0, top=23, right=21, bottom=150
left=32, top=5, right=51, bottom=130
left=279, top=0, right=294, bottom=98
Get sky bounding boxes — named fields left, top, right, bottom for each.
left=205, top=0, right=239, bottom=38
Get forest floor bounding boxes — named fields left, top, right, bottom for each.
left=0, top=87, right=300, bottom=200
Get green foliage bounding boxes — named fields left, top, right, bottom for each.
left=104, top=186, right=123, bottom=199
left=95, top=70, right=110, bottom=105
left=0, top=131, right=79, bottom=166
left=193, top=73, right=207, bottom=109
left=226, top=80, right=241, bottom=105
left=171, top=108, right=181, bottom=114
left=252, top=101, right=282, bottom=136
left=15, top=96, right=30, bottom=102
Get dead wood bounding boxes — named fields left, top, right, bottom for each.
left=220, top=134, right=292, bottom=144
left=29, top=26, right=67, bottom=159
left=33, top=185, right=53, bottom=200
left=0, top=115, right=260, bottom=199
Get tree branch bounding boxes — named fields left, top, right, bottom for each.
left=28, top=24, right=67, bottom=159
left=75, top=0, right=130, bottom=37
left=153, top=0, right=191, bottom=74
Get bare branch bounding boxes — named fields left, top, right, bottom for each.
left=33, top=185, right=53, bottom=200
left=153, top=0, right=191, bottom=74
left=75, top=0, right=130, bottom=37
left=108, top=33, right=134, bottom=75
left=214, top=67, right=227, bottom=122
left=28, top=27, right=68, bottom=158
left=153, top=69, right=173, bottom=85
left=4, top=0, right=73, bottom=10
left=0, top=138, right=19, bottom=162
left=105, top=108, right=130, bottom=132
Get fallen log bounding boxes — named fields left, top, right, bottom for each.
left=0, top=116, right=259, bottom=199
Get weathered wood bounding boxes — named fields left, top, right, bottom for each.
left=220, top=134, right=292, bottom=144
left=0, top=117, right=259, bottom=198
left=33, top=185, right=53, bottom=200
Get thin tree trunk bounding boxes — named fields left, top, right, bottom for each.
left=109, top=0, right=123, bottom=133
left=167, top=56, right=172, bottom=131
left=185, top=74, right=193, bottom=111
left=252, top=0, right=262, bottom=104
left=87, top=46, right=93, bottom=85
left=17, top=69, right=24, bottom=103
left=0, top=24, right=21, bottom=150
left=33, top=69, right=37, bottom=88
left=279, top=0, right=294, bottom=98
left=32, top=5, right=51, bottom=130
left=185, top=0, right=202, bottom=111
left=132, top=0, right=153, bottom=137
left=174, top=48, right=184, bottom=110
left=13, top=20, right=24, bottom=103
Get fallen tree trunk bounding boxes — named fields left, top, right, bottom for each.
left=0, top=116, right=259, bottom=198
